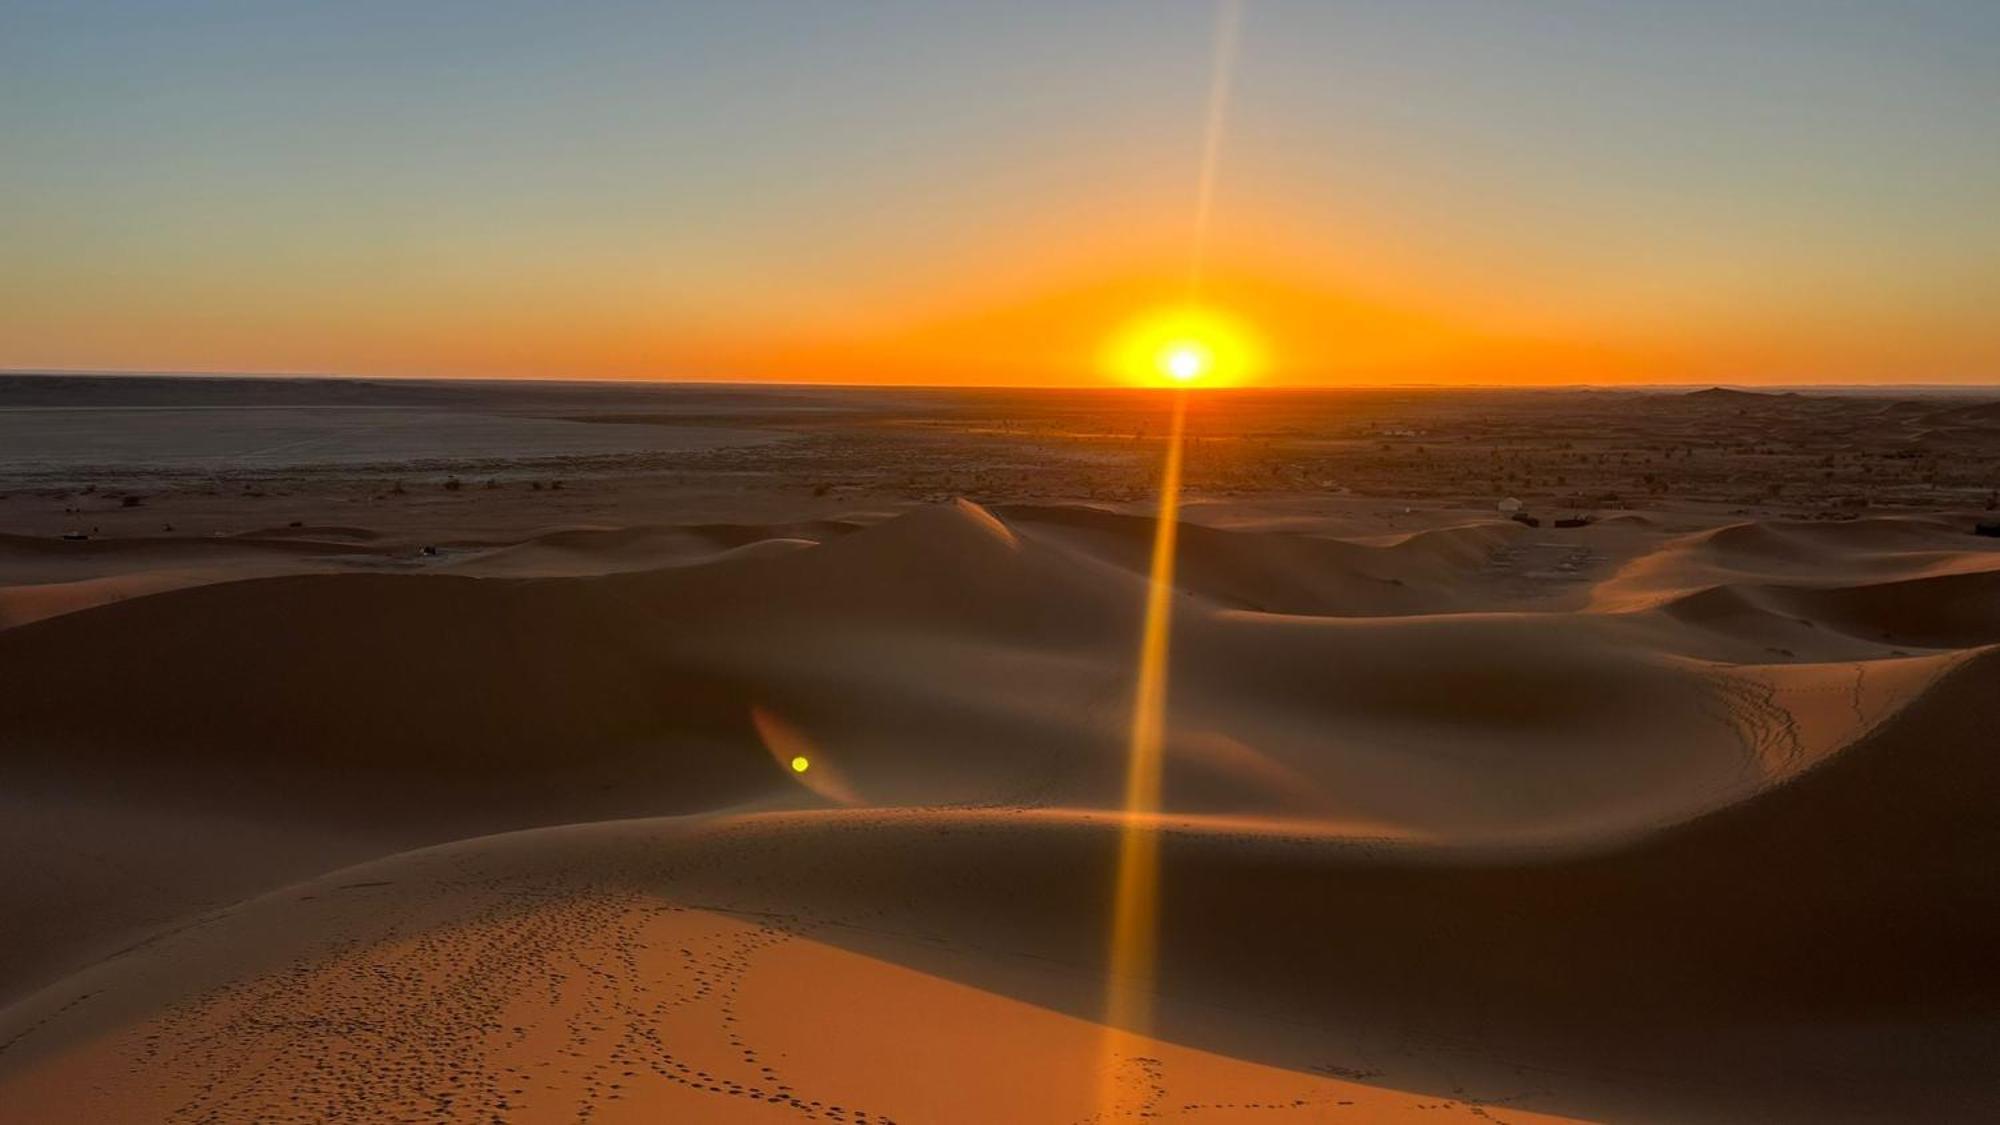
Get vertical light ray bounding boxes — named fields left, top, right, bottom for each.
left=1103, top=388, right=1188, bottom=1032
left=1095, top=388, right=1188, bottom=1115
left=1097, top=4, right=1245, bottom=1111
left=1186, top=0, right=1246, bottom=298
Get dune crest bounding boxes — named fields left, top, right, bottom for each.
left=4, top=496, right=1999, bottom=1121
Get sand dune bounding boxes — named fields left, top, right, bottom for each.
left=4, top=502, right=1941, bottom=838
left=2, top=649, right=1993, bottom=1120
left=0, top=532, right=387, bottom=628
left=3, top=499, right=1998, bottom=1121
left=439, top=519, right=863, bottom=577
left=997, top=503, right=1526, bottom=616
left=0, top=520, right=871, bottom=625
left=1593, top=516, right=2000, bottom=610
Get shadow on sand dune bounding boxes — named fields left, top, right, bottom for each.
left=2, top=501, right=1999, bottom=1120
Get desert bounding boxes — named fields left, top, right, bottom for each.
left=7, top=3, right=1999, bottom=1119
left=2, top=374, right=1998, bottom=1122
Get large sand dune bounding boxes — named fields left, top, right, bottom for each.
left=3, top=490, right=1999, bottom=1122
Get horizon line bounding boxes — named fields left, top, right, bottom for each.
left=3, top=368, right=1998, bottom=395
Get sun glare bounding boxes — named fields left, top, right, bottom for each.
left=1161, top=342, right=1209, bottom=382
left=1108, top=305, right=1260, bottom=387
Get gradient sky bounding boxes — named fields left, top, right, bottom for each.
left=4, top=1, right=1996, bottom=386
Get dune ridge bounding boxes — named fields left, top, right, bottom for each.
left=3, top=500, right=1998, bottom=1121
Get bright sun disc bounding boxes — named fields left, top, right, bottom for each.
left=1162, top=343, right=1209, bottom=381
left=1106, top=305, right=1260, bottom=387
left=789, top=755, right=810, bottom=773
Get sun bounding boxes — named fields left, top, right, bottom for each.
left=1106, top=305, right=1260, bottom=387
left=1161, top=342, right=1211, bottom=382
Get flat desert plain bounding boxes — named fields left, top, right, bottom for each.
left=3, top=374, right=2000, bottom=1123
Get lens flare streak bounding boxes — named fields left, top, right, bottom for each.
left=1096, top=390, right=1189, bottom=1106
left=1097, top=0, right=1244, bottom=1109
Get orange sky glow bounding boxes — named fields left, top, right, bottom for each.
left=4, top=3, right=1995, bottom=387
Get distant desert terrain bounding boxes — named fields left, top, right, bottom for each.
left=3, top=374, right=1999, bottom=1122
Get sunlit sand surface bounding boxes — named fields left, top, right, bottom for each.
left=4, top=376, right=2000, bottom=1122
left=0, top=888, right=1579, bottom=1124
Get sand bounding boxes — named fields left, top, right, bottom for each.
left=3, top=375, right=1999, bottom=1122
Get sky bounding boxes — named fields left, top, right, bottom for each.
left=3, top=0, right=1996, bottom=387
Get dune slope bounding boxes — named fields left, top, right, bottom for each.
left=2, top=501, right=1998, bottom=1121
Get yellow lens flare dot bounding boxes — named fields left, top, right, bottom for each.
left=789, top=755, right=811, bottom=774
